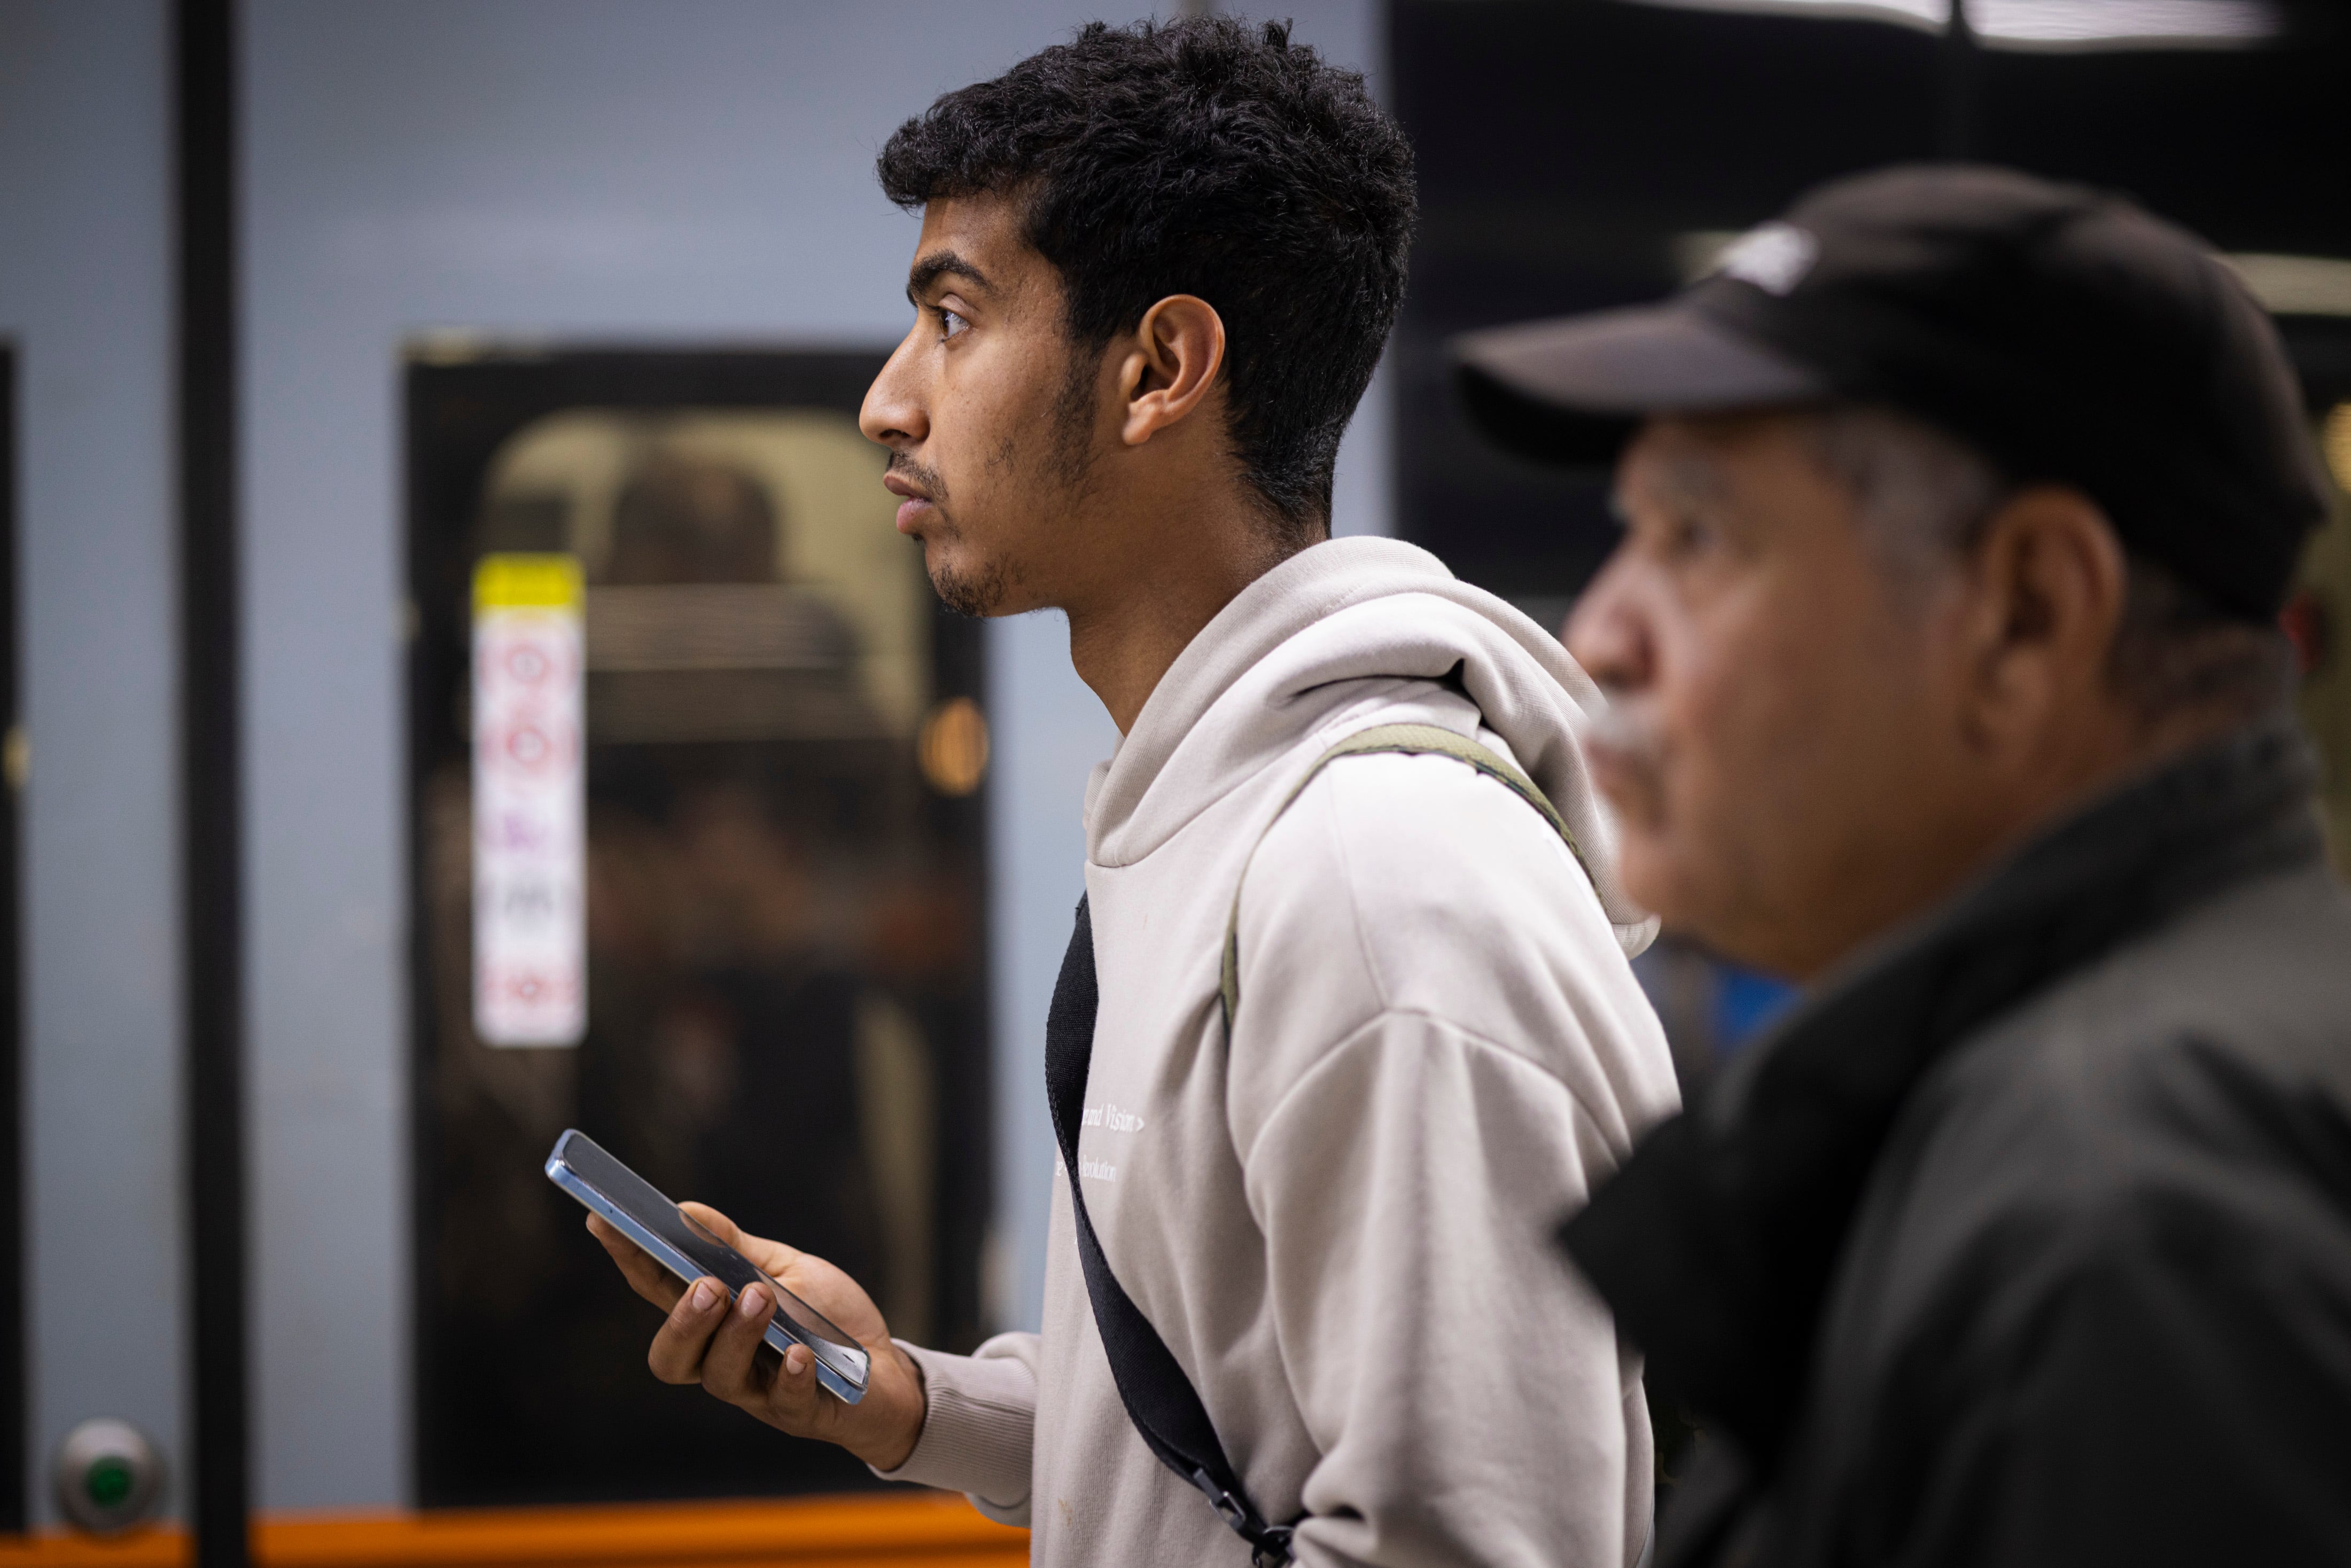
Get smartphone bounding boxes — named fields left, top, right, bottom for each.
left=545, top=1128, right=870, bottom=1405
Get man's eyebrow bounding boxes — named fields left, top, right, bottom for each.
left=1626, top=447, right=1726, bottom=514
left=905, top=250, right=991, bottom=307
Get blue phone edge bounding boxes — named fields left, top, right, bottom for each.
left=545, top=1152, right=869, bottom=1406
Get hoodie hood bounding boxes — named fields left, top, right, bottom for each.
left=1085, top=536, right=1656, bottom=952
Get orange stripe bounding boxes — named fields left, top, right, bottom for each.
left=0, top=1492, right=1027, bottom=1568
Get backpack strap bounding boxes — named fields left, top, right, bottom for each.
left=1219, top=722, right=1591, bottom=1027
left=1046, top=898, right=1296, bottom=1566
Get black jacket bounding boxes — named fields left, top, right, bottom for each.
left=1563, top=723, right=2351, bottom=1567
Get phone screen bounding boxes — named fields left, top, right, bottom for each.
left=547, top=1129, right=870, bottom=1397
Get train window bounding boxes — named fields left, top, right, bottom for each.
left=406, top=352, right=990, bottom=1507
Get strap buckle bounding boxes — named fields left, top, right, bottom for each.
left=1190, top=1468, right=1253, bottom=1532
left=1189, top=1470, right=1295, bottom=1565
left=1251, top=1525, right=1297, bottom=1567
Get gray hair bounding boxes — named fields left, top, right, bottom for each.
left=1803, top=403, right=2294, bottom=726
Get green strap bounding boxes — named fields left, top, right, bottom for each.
left=1218, top=722, right=1592, bottom=1028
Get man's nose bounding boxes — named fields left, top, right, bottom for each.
left=859, top=332, right=928, bottom=450
left=1564, top=555, right=1653, bottom=695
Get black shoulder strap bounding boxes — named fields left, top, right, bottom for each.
left=1044, top=728, right=1579, bottom=1564
left=1046, top=896, right=1295, bottom=1567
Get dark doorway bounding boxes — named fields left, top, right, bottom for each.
left=1389, top=0, right=2351, bottom=609
left=406, top=349, right=992, bottom=1508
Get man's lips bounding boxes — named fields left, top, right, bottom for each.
left=882, top=473, right=936, bottom=535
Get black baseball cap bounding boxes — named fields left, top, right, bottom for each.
left=1453, top=165, right=2332, bottom=622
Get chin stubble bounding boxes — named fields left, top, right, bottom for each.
left=931, top=554, right=1009, bottom=618
left=890, top=451, right=1002, bottom=617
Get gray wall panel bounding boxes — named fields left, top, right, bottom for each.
left=0, top=0, right=182, bottom=1529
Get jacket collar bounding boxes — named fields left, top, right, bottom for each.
left=1561, top=720, right=2325, bottom=1472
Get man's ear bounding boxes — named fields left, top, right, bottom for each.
left=1957, top=484, right=2129, bottom=753
left=1115, top=295, right=1226, bottom=447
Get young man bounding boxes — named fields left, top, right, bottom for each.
left=1458, top=165, right=2351, bottom=1565
left=591, top=17, right=1678, bottom=1567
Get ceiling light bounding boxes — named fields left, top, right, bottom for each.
left=1622, top=0, right=2283, bottom=49
left=2223, top=255, right=2351, bottom=318
left=1625, top=0, right=1942, bottom=28
left=1970, top=0, right=2279, bottom=49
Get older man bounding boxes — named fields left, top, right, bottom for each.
left=1458, top=165, right=2351, bottom=1567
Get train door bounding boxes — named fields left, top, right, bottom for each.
left=404, top=349, right=991, bottom=1508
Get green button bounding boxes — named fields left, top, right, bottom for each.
left=84, top=1457, right=132, bottom=1509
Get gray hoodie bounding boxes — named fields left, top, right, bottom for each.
left=879, top=537, right=1680, bottom=1566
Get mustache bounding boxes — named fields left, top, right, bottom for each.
left=888, top=451, right=948, bottom=505
left=1584, top=698, right=1665, bottom=774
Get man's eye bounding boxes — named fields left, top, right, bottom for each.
left=939, top=308, right=970, bottom=341
left=1659, top=512, right=1718, bottom=558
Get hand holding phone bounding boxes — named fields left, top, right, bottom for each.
left=552, top=1130, right=928, bottom=1469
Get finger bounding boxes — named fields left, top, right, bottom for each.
left=701, top=1281, right=782, bottom=1408
left=780, top=1344, right=827, bottom=1419
left=775, top=1343, right=827, bottom=1430
left=587, top=1215, right=684, bottom=1310
left=765, top=1339, right=829, bottom=1438
left=645, top=1276, right=729, bottom=1385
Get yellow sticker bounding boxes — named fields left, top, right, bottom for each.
left=473, top=553, right=583, bottom=612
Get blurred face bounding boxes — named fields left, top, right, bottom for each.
left=860, top=196, right=1101, bottom=617
left=1567, top=412, right=1999, bottom=979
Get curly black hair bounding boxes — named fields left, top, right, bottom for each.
left=877, top=16, right=1416, bottom=533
